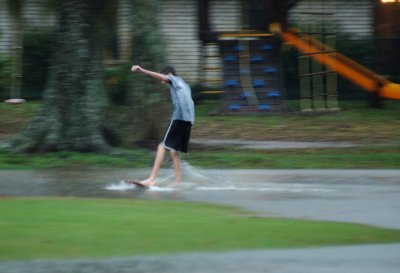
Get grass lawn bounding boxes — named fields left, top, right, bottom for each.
left=0, top=102, right=40, bottom=140
left=193, top=100, right=400, bottom=144
left=0, top=100, right=399, bottom=169
left=0, top=149, right=153, bottom=170
left=0, top=102, right=399, bottom=262
left=0, top=145, right=399, bottom=169
left=1, top=197, right=400, bottom=261
left=187, top=146, right=400, bottom=169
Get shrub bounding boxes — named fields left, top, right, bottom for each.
left=104, top=64, right=131, bottom=105
left=21, top=30, right=56, bottom=100
left=335, top=32, right=376, bottom=100
left=0, top=54, right=11, bottom=101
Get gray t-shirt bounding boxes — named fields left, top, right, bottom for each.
left=168, top=75, right=195, bottom=125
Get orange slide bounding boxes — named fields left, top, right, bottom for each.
left=282, top=28, right=400, bottom=100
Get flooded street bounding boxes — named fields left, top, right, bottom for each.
left=1, top=244, right=400, bottom=273
left=1, top=166, right=399, bottom=229
left=1, top=165, right=400, bottom=272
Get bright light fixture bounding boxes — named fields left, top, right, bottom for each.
left=381, top=0, right=398, bottom=3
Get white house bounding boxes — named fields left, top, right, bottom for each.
left=0, top=0, right=381, bottom=84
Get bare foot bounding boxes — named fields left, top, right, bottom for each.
left=139, top=178, right=156, bottom=187
left=124, top=179, right=141, bottom=184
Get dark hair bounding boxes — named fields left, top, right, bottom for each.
left=161, top=66, right=176, bottom=75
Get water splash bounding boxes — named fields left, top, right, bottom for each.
left=196, top=184, right=334, bottom=193
left=104, top=161, right=231, bottom=192
left=104, top=180, right=175, bottom=192
left=147, top=186, right=175, bottom=192
left=180, top=161, right=228, bottom=185
left=104, top=180, right=136, bottom=191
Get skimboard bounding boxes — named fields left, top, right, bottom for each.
left=124, top=180, right=149, bottom=190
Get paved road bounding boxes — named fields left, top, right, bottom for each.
left=2, top=167, right=398, bottom=228
left=1, top=167, right=400, bottom=273
left=1, top=244, right=399, bottom=273
left=178, top=168, right=400, bottom=229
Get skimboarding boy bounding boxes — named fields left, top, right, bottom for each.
left=129, top=65, right=195, bottom=187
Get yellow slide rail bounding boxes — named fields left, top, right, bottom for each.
left=282, top=28, right=400, bottom=100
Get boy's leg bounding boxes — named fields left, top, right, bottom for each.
left=170, top=150, right=181, bottom=184
left=140, top=144, right=166, bottom=186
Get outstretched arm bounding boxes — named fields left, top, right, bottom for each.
left=131, top=65, right=170, bottom=83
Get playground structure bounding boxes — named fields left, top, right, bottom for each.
left=285, top=10, right=340, bottom=112
left=201, top=23, right=400, bottom=114
left=215, top=33, right=287, bottom=114
left=282, top=28, right=400, bottom=101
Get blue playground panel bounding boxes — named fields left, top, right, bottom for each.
left=223, top=55, right=237, bottom=62
left=233, top=45, right=246, bottom=51
left=250, top=56, right=264, bottom=63
left=218, top=38, right=284, bottom=113
left=252, top=79, right=265, bottom=88
left=264, top=67, right=279, bottom=74
left=240, top=91, right=252, bottom=99
left=267, top=90, right=281, bottom=98
left=225, top=80, right=240, bottom=87
left=258, top=104, right=270, bottom=110
left=261, top=44, right=274, bottom=51
left=228, top=104, right=242, bottom=111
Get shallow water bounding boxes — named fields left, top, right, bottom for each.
left=1, top=244, right=400, bottom=273
left=1, top=165, right=400, bottom=272
left=1, top=164, right=400, bottom=228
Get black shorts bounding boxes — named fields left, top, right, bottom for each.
left=162, top=120, right=192, bottom=153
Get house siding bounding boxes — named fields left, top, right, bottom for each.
left=289, top=0, right=375, bottom=38
left=209, top=0, right=242, bottom=32
left=0, top=0, right=377, bottom=84
left=0, top=0, right=57, bottom=54
left=158, top=0, right=242, bottom=83
left=158, top=0, right=201, bottom=82
left=0, top=0, right=14, bottom=54
left=117, top=0, right=132, bottom=61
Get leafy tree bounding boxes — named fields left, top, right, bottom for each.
left=127, top=0, right=166, bottom=141
left=8, top=0, right=111, bottom=152
left=7, top=0, right=166, bottom=152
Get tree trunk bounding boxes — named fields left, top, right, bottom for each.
left=9, top=0, right=109, bottom=153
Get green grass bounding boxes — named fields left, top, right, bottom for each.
left=1, top=198, right=400, bottom=261
left=1, top=145, right=399, bottom=169
left=187, top=146, right=400, bottom=169
left=0, top=100, right=399, bottom=169
left=193, top=100, right=400, bottom=144
left=0, top=149, right=153, bottom=170
left=0, top=102, right=40, bottom=139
